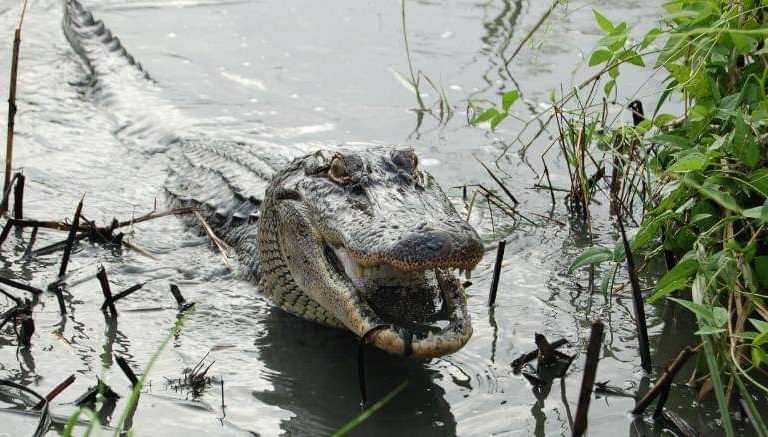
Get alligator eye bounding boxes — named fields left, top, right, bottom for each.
left=329, top=155, right=350, bottom=183
left=392, top=149, right=418, bottom=173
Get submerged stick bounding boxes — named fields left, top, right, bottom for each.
left=0, top=173, right=19, bottom=215
left=0, top=220, right=12, bottom=247
left=53, top=283, right=67, bottom=315
left=74, top=378, right=119, bottom=406
left=169, top=284, right=195, bottom=310
left=616, top=215, right=652, bottom=372
left=17, top=306, right=34, bottom=347
left=4, top=35, right=20, bottom=201
left=32, top=374, right=76, bottom=410
left=357, top=324, right=390, bottom=406
left=488, top=240, right=507, bottom=306
left=96, top=266, right=117, bottom=317
left=0, top=276, right=42, bottom=294
left=113, top=206, right=203, bottom=229
left=632, top=346, right=695, bottom=415
left=475, top=158, right=519, bottom=205
left=572, top=319, right=604, bottom=437
left=3, top=0, right=28, bottom=203
left=12, top=173, right=23, bottom=222
left=22, top=225, right=37, bottom=257
left=101, top=282, right=146, bottom=311
left=511, top=338, right=568, bottom=373
left=0, top=287, right=21, bottom=305
left=58, top=197, right=84, bottom=279
left=193, top=211, right=233, bottom=270
left=115, top=354, right=139, bottom=386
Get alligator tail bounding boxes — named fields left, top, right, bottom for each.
left=63, top=0, right=149, bottom=82
left=62, top=0, right=183, bottom=148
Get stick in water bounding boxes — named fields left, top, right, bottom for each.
left=96, top=265, right=118, bottom=317
left=616, top=214, right=652, bottom=372
left=58, top=197, right=84, bottom=279
left=488, top=240, right=507, bottom=306
left=572, top=319, right=604, bottom=437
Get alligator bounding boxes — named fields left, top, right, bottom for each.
left=62, top=0, right=484, bottom=358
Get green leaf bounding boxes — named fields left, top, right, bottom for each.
left=490, top=112, right=507, bottom=130
left=633, top=210, right=675, bottom=250
left=669, top=297, right=715, bottom=326
left=691, top=201, right=717, bottom=231
left=713, top=307, right=728, bottom=328
left=751, top=346, right=767, bottom=368
left=668, top=152, right=707, bottom=172
left=604, top=79, right=615, bottom=96
left=730, top=33, right=758, bottom=55
left=651, top=133, right=694, bottom=148
left=600, top=263, right=620, bottom=295
left=749, top=169, right=768, bottom=197
left=682, top=178, right=743, bottom=214
left=501, top=90, right=520, bottom=112
left=692, top=213, right=712, bottom=223
left=666, top=63, right=709, bottom=99
left=471, top=107, right=499, bottom=125
left=755, top=257, right=768, bottom=289
left=621, top=49, right=645, bottom=67
left=589, top=49, right=612, bottom=67
left=653, top=113, right=677, bottom=128
left=731, top=115, right=760, bottom=169
left=641, top=28, right=663, bottom=48
left=754, top=332, right=768, bottom=347
left=648, top=256, right=699, bottom=303
left=593, top=9, right=615, bottom=33
left=751, top=318, right=768, bottom=334
left=742, top=201, right=768, bottom=223
left=695, top=326, right=726, bottom=335
left=568, top=246, right=613, bottom=272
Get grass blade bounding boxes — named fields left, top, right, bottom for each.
left=331, top=381, right=408, bottom=437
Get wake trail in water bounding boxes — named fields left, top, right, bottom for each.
left=62, top=0, right=194, bottom=150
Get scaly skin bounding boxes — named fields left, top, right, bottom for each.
left=63, top=0, right=484, bottom=358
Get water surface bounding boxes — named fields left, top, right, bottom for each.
left=0, top=0, right=753, bottom=435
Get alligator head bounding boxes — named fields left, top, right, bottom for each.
left=258, top=146, right=484, bottom=358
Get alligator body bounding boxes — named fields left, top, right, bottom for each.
left=62, top=0, right=484, bottom=358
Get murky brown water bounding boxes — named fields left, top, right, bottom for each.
left=0, top=0, right=759, bottom=435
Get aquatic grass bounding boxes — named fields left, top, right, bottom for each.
left=331, top=381, right=408, bottom=437
left=112, top=312, right=191, bottom=435
left=58, top=310, right=193, bottom=436
left=399, top=0, right=453, bottom=125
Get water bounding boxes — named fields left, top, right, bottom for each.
left=0, top=0, right=758, bottom=435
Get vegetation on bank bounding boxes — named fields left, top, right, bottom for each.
left=474, top=0, right=768, bottom=434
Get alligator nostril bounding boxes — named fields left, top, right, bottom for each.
left=425, top=240, right=442, bottom=251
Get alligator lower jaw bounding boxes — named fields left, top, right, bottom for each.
left=326, top=245, right=474, bottom=358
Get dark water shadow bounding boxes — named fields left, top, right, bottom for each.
left=253, top=307, right=456, bottom=436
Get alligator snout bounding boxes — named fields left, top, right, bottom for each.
left=383, top=224, right=483, bottom=271
left=342, top=218, right=483, bottom=273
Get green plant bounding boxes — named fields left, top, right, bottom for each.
left=469, top=0, right=768, bottom=432
left=331, top=381, right=408, bottom=437
left=62, top=312, right=192, bottom=436
left=564, top=1, right=768, bottom=434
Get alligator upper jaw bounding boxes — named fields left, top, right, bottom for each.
left=326, top=245, right=474, bottom=358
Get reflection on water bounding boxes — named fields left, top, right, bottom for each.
left=0, top=0, right=759, bottom=435
left=254, top=308, right=455, bottom=436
